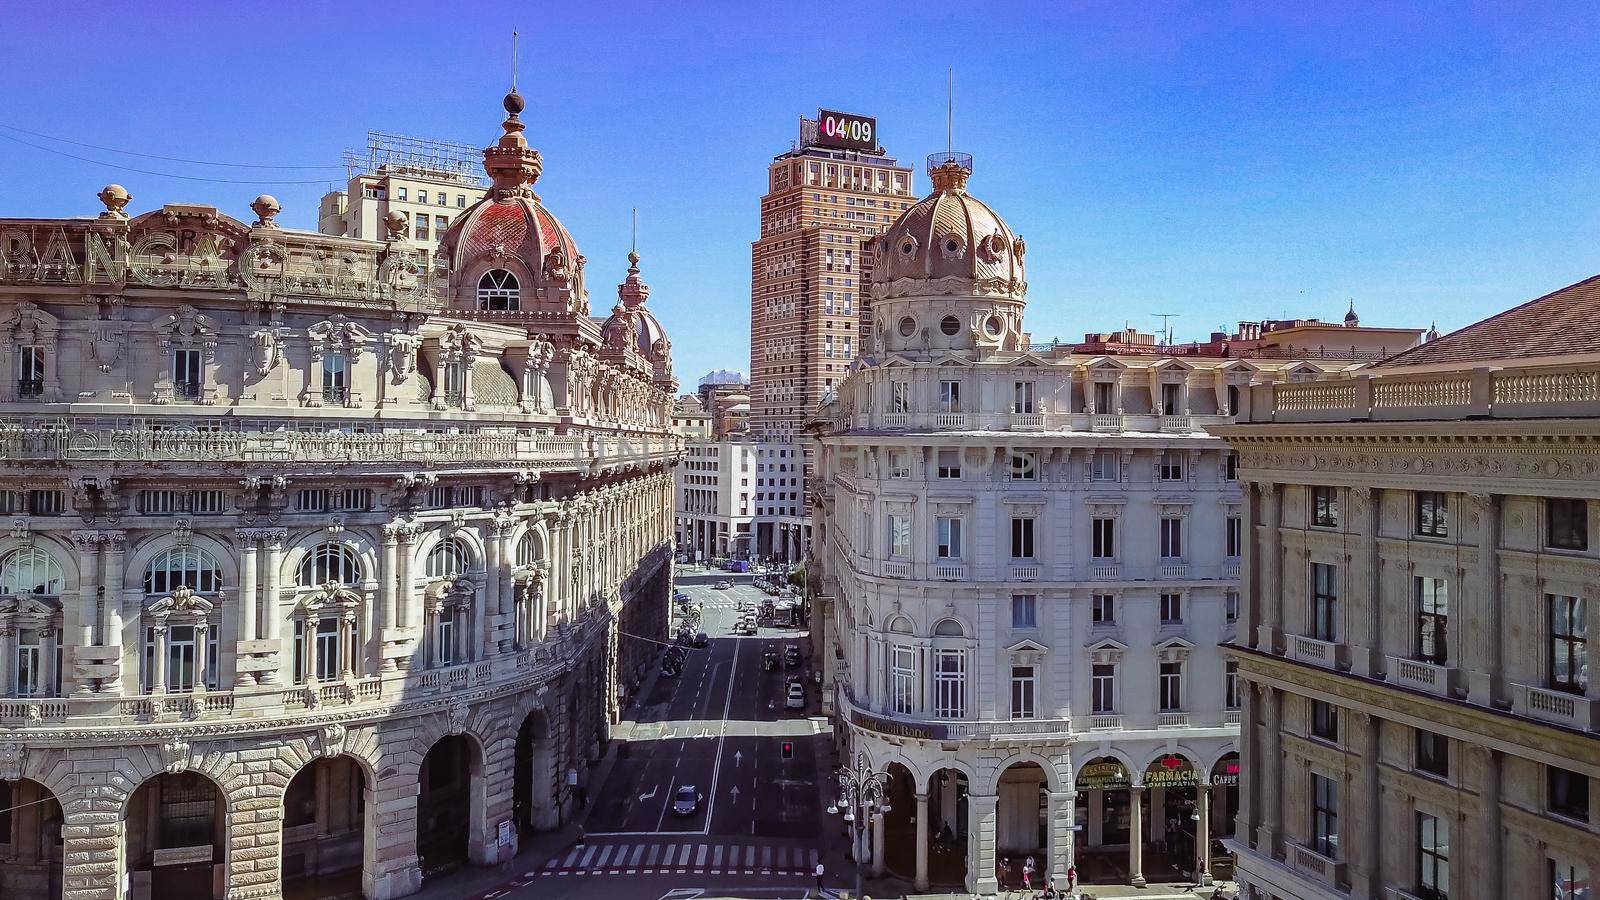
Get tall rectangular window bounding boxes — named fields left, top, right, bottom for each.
left=16, top=346, right=44, bottom=398
left=890, top=380, right=909, bottom=413
left=1093, top=381, right=1114, bottom=412
left=1158, top=661, right=1182, bottom=711
left=1225, top=660, right=1239, bottom=709
left=1311, top=562, right=1340, bottom=642
left=173, top=349, right=202, bottom=400
left=1417, top=811, right=1449, bottom=900
left=1225, top=451, right=1239, bottom=481
left=888, top=515, right=911, bottom=558
left=1226, top=517, right=1243, bottom=557
left=1009, top=451, right=1037, bottom=481
left=890, top=646, right=915, bottom=715
left=1225, top=590, right=1240, bottom=623
left=934, top=649, right=965, bottom=719
left=937, top=449, right=962, bottom=479
left=1549, top=593, right=1588, bottom=694
left=1092, top=450, right=1119, bottom=481
left=1548, top=498, right=1589, bottom=551
left=1160, top=382, right=1181, bottom=415
left=1415, top=576, right=1449, bottom=663
left=1160, top=518, right=1183, bottom=558
left=322, top=354, right=348, bottom=403
left=938, top=380, right=961, bottom=412
left=1159, top=450, right=1184, bottom=481
left=1549, top=766, right=1590, bottom=822
left=936, top=517, right=962, bottom=559
left=1092, top=593, right=1115, bottom=624
left=1010, top=517, right=1036, bottom=560
left=1312, top=773, right=1340, bottom=858
left=1013, top=381, right=1035, bottom=414
left=1092, top=518, right=1116, bottom=559
left=1550, top=858, right=1588, bottom=900
left=1159, top=592, right=1183, bottom=624
left=1416, top=491, right=1449, bottom=537
left=1092, top=664, right=1115, bottom=713
left=1010, top=665, right=1036, bottom=719
left=15, top=629, right=41, bottom=697
left=1416, top=729, right=1450, bottom=778
left=1312, top=486, right=1340, bottom=527
left=1011, top=594, right=1037, bottom=629
left=1310, top=699, right=1339, bottom=743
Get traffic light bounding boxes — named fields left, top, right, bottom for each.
left=781, top=741, right=794, bottom=760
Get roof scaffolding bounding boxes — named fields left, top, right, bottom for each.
left=342, top=131, right=486, bottom=185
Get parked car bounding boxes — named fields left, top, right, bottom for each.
left=692, top=632, right=709, bottom=648
left=672, top=785, right=702, bottom=816
left=674, top=591, right=691, bottom=604
left=713, top=580, right=733, bottom=590
left=786, top=681, right=805, bottom=709
left=784, top=645, right=801, bottom=668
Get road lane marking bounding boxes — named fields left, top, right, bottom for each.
left=561, top=847, right=580, bottom=866
left=646, top=845, right=660, bottom=865
left=578, top=845, right=597, bottom=867
left=695, top=844, right=708, bottom=866
left=698, top=638, right=741, bottom=835
left=629, top=845, right=644, bottom=865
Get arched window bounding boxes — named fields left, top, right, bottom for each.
left=933, top=619, right=965, bottom=637
left=477, top=269, right=520, bottom=311
left=426, top=538, right=470, bottom=579
left=298, top=543, right=362, bottom=587
left=515, top=531, right=543, bottom=568
left=0, top=548, right=63, bottom=596
left=145, top=547, right=222, bottom=595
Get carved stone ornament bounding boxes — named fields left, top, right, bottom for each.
left=316, top=723, right=348, bottom=759
left=250, top=327, right=284, bottom=377
left=447, top=702, right=469, bottom=736
left=161, top=737, right=191, bottom=774
left=0, top=742, right=23, bottom=782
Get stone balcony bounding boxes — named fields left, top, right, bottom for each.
left=1387, top=655, right=1461, bottom=699
left=1289, top=842, right=1346, bottom=889
left=1513, top=682, right=1598, bottom=731
left=838, top=410, right=1233, bottom=435
left=841, top=691, right=1070, bottom=743
left=1290, top=634, right=1342, bottom=671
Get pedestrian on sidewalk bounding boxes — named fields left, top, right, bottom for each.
left=815, top=861, right=825, bottom=892
left=1023, top=855, right=1035, bottom=893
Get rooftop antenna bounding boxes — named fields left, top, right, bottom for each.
left=1152, top=313, right=1181, bottom=346
left=631, top=207, right=637, bottom=254
left=512, top=30, right=519, bottom=90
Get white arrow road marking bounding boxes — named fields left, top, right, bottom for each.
left=729, top=784, right=741, bottom=802
left=639, top=784, right=658, bottom=802
left=734, top=750, right=743, bottom=766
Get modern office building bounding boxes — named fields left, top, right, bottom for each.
left=805, top=149, right=1419, bottom=894
left=0, top=88, right=678, bottom=900
left=675, top=439, right=757, bottom=562
left=318, top=131, right=490, bottom=271
left=1215, top=280, right=1600, bottom=900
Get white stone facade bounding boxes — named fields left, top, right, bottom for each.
left=1216, top=345, right=1600, bottom=900
left=0, top=92, right=680, bottom=900
left=806, top=153, right=1362, bottom=894
left=676, top=439, right=756, bottom=561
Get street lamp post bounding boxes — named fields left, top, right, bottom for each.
left=827, top=751, right=891, bottom=900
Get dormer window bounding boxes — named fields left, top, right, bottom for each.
left=477, top=269, right=520, bottom=311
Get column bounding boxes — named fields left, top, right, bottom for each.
left=71, top=532, right=99, bottom=649
left=914, top=789, right=930, bottom=891
left=1129, top=785, right=1146, bottom=887
left=239, top=534, right=258, bottom=643
left=1353, top=711, right=1382, bottom=898
left=1353, top=487, right=1383, bottom=677
left=101, top=533, right=125, bottom=691
left=1476, top=746, right=1503, bottom=900
left=193, top=622, right=209, bottom=691
left=1257, top=484, right=1281, bottom=653
left=263, top=532, right=284, bottom=684
left=1256, top=684, right=1282, bottom=856
left=870, top=810, right=886, bottom=877
left=41, top=628, right=56, bottom=696
left=150, top=625, right=168, bottom=694
left=379, top=526, right=398, bottom=669
left=484, top=526, right=501, bottom=655
left=498, top=527, right=515, bottom=652
left=1468, top=493, right=1502, bottom=705
left=0, top=627, right=14, bottom=696
left=1195, top=784, right=1213, bottom=886
left=395, top=529, right=414, bottom=629
left=1240, top=481, right=1258, bottom=645
left=304, top=616, right=319, bottom=684
left=341, top=614, right=356, bottom=679
left=968, top=792, right=999, bottom=894
left=1238, top=680, right=1258, bottom=848
left=1047, top=789, right=1075, bottom=886
left=532, top=570, right=549, bottom=643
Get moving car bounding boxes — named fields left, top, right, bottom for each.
left=786, top=681, right=805, bottom=709
left=674, top=591, right=691, bottom=604
left=713, top=580, right=733, bottom=590
left=692, top=632, right=709, bottom=648
left=763, top=650, right=778, bottom=671
left=672, top=785, right=702, bottom=816
left=784, top=644, right=801, bottom=668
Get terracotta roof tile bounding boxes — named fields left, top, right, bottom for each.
left=1379, top=272, right=1600, bottom=368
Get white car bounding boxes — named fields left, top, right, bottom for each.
left=786, top=681, right=805, bottom=709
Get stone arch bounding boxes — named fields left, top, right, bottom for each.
left=1199, top=742, right=1238, bottom=775
left=984, top=750, right=1063, bottom=795
left=1075, top=748, right=1140, bottom=787
left=930, top=616, right=969, bottom=638
left=455, top=257, right=537, bottom=313
left=511, top=520, right=548, bottom=569
left=1138, top=745, right=1204, bottom=783
left=0, top=534, right=77, bottom=594
left=122, top=753, right=235, bottom=900
left=415, top=729, right=487, bottom=881
left=0, top=775, right=62, bottom=899
left=277, top=737, right=378, bottom=900
left=923, top=756, right=981, bottom=792
left=125, top=531, right=236, bottom=595
left=282, top=528, right=381, bottom=590
left=513, top=703, right=558, bottom=833
left=414, top=527, right=486, bottom=573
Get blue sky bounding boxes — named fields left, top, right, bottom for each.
left=5, top=2, right=1600, bottom=384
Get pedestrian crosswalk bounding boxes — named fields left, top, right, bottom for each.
left=544, top=840, right=819, bottom=877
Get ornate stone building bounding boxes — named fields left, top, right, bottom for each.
left=0, top=89, right=679, bottom=900
left=806, top=151, right=1382, bottom=894
left=1215, top=281, right=1600, bottom=900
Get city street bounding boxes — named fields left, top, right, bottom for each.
left=466, top=573, right=842, bottom=899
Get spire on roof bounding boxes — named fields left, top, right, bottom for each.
left=1344, top=300, right=1360, bottom=328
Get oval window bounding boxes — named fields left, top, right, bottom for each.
left=985, top=315, right=1004, bottom=337
left=946, top=239, right=960, bottom=254
left=940, top=315, right=960, bottom=336
left=898, top=316, right=917, bottom=337
left=901, top=240, right=915, bottom=255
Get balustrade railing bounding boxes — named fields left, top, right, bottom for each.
left=1252, top=361, right=1600, bottom=424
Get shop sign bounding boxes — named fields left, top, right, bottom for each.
left=1075, top=761, right=1130, bottom=791
left=849, top=707, right=945, bottom=741
left=1144, top=755, right=1199, bottom=788
left=1211, top=758, right=1241, bottom=787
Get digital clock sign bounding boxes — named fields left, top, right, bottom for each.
left=816, top=109, right=877, bottom=151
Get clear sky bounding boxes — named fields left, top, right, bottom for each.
left=5, top=2, right=1600, bottom=385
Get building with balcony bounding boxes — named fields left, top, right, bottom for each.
left=675, top=439, right=756, bottom=562
left=805, top=150, right=1400, bottom=894
left=0, top=88, right=679, bottom=900
left=1213, top=278, right=1600, bottom=900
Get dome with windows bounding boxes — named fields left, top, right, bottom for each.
left=870, top=152, right=1026, bottom=304
left=440, top=89, right=587, bottom=314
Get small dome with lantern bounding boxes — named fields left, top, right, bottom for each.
left=871, top=152, right=1026, bottom=304
left=439, top=89, right=588, bottom=315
